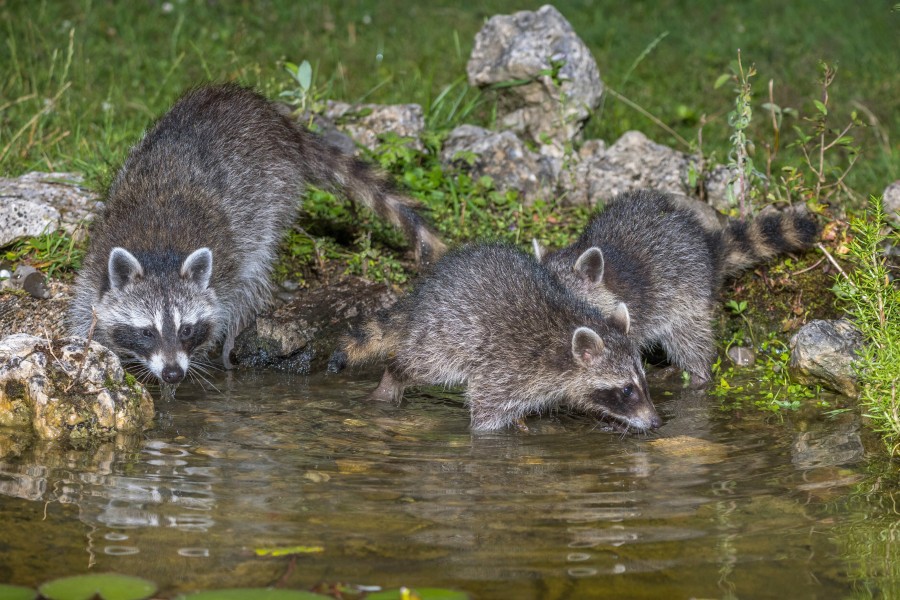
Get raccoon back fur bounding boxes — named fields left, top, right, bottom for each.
left=535, top=190, right=819, bottom=387
left=332, top=243, right=661, bottom=432
left=68, top=84, right=445, bottom=385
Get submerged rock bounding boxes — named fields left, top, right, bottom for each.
left=467, top=4, right=602, bottom=145
left=0, top=334, right=154, bottom=441
left=233, top=276, right=398, bottom=374
left=789, top=319, right=862, bottom=397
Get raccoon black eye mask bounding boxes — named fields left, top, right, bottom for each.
left=333, top=242, right=661, bottom=432
left=68, top=84, right=446, bottom=385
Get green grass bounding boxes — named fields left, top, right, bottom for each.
left=0, top=1, right=896, bottom=196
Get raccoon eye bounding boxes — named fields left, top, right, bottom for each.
left=179, top=325, right=193, bottom=339
left=140, top=328, right=154, bottom=339
left=622, top=384, right=634, bottom=398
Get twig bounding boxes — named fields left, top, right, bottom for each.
left=790, top=255, right=826, bottom=276
left=817, top=243, right=849, bottom=280
left=604, top=87, right=692, bottom=150
left=66, top=307, right=98, bottom=392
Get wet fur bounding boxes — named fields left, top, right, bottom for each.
left=334, top=243, right=660, bottom=432
left=538, top=190, right=818, bottom=386
left=68, top=84, right=445, bottom=382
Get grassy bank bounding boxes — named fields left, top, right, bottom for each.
left=1, top=1, right=897, bottom=197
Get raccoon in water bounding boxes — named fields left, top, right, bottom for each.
left=68, top=84, right=445, bottom=385
left=331, top=243, right=660, bottom=432
left=534, top=189, right=818, bottom=387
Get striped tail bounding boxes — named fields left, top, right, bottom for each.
left=299, top=130, right=447, bottom=268
left=721, top=206, right=819, bottom=277
left=328, top=311, right=402, bottom=373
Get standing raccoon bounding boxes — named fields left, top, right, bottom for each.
left=68, top=84, right=445, bottom=385
left=534, top=190, right=819, bottom=387
left=331, top=243, right=660, bottom=432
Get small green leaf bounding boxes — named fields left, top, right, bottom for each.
left=39, top=574, right=156, bottom=600
left=813, top=99, right=827, bottom=115
left=254, top=545, right=324, bottom=557
left=0, top=584, right=37, bottom=600
left=714, top=73, right=731, bottom=89
left=297, top=60, right=312, bottom=92
left=178, top=590, right=330, bottom=600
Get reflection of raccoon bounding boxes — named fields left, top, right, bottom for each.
left=68, top=84, right=445, bottom=385
left=331, top=243, right=660, bottom=432
left=534, top=190, right=819, bottom=386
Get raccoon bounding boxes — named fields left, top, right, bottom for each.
left=68, top=84, right=445, bottom=385
left=331, top=243, right=660, bottom=432
left=534, top=190, right=819, bottom=387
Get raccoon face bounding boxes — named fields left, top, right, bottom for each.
left=569, top=306, right=661, bottom=431
left=95, top=247, right=222, bottom=384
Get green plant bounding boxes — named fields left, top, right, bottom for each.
left=3, top=230, right=86, bottom=280
left=715, top=51, right=765, bottom=217
left=833, top=195, right=900, bottom=454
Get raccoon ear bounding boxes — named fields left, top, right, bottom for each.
left=108, top=247, right=144, bottom=290
left=181, top=248, right=213, bottom=289
left=609, top=302, right=631, bottom=335
left=532, top=238, right=546, bottom=262
left=574, top=247, right=604, bottom=284
left=572, top=326, right=605, bottom=366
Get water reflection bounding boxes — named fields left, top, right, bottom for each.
left=0, top=372, right=893, bottom=598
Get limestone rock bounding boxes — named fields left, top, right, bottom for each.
left=467, top=4, right=602, bottom=145
left=883, top=180, right=900, bottom=228
left=0, top=334, right=154, bottom=440
left=562, top=132, right=697, bottom=206
left=441, top=124, right=557, bottom=204
left=789, top=319, right=862, bottom=397
left=323, top=101, right=425, bottom=152
left=0, top=172, right=101, bottom=245
left=233, top=276, right=398, bottom=374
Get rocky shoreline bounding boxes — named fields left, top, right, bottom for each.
left=0, top=4, right=882, bottom=440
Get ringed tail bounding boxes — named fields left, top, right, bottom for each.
left=721, top=207, right=819, bottom=276
left=301, top=132, right=447, bottom=268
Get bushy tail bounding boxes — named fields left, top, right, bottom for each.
left=328, top=311, right=402, bottom=373
left=299, top=131, right=447, bottom=268
left=721, top=206, right=819, bottom=277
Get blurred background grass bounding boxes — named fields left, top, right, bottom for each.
left=0, top=0, right=897, bottom=200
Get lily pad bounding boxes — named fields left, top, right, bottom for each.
left=39, top=574, right=156, bottom=600
left=0, top=584, right=37, bottom=600
left=177, top=590, right=330, bottom=600
left=366, top=588, right=469, bottom=600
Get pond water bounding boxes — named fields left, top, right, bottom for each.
left=1, top=370, right=898, bottom=599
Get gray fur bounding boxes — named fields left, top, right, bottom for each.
left=68, top=84, right=445, bottom=384
left=335, top=243, right=660, bottom=432
left=538, top=189, right=819, bottom=386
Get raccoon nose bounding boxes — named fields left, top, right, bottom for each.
left=649, top=412, right=663, bottom=429
left=161, top=365, right=185, bottom=384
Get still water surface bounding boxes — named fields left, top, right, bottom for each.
left=1, top=370, right=897, bottom=598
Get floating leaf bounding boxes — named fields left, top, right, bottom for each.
left=0, top=584, right=37, bottom=600
left=178, top=590, right=330, bottom=600
left=366, top=588, right=469, bottom=600
left=254, top=545, right=325, bottom=557
left=39, top=574, right=156, bottom=600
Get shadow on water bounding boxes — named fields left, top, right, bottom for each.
left=1, top=370, right=897, bottom=598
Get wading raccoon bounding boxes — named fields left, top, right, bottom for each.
left=68, top=84, right=445, bottom=385
left=331, top=243, right=660, bottom=432
left=534, top=190, right=819, bottom=387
